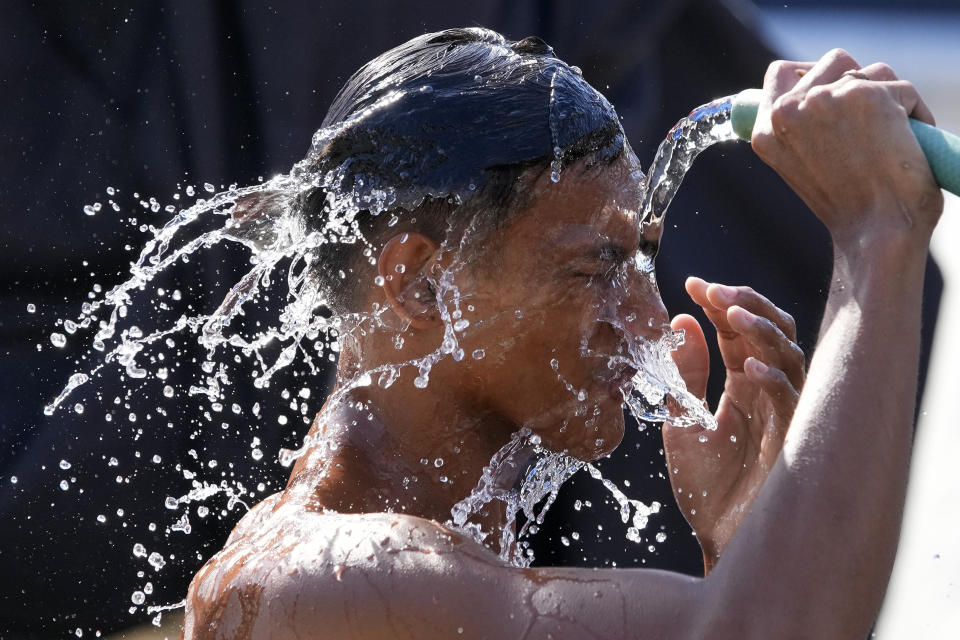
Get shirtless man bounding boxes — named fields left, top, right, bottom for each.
left=183, top=28, right=942, bottom=639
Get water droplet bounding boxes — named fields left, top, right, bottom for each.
left=131, top=591, right=145, bottom=605
left=203, top=183, right=215, bottom=193
left=453, top=319, right=469, bottom=332
left=83, top=204, right=96, bottom=216
left=59, top=479, right=70, bottom=491
left=97, top=514, right=106, bottom=523
left=471, top=349, right=485, bottom=360
left=251, top=448, right=263, bottom=461
left=50, top=333, right=67, bottom=348
left=26, top=303, right=36, bottom=313
left=413, top=376, right=428, bottom=389
left=73, top=403, right=84, bottom=414
left=373, top=275, right=385, bottom=286
left=148, top=552, right=166, bottom=571
left=655, top=532, right=667, bottom=543
left=9, top=476, right=17, bottom=484
left=164, top=496, right=178, bottom=510
left=163, top=386, right=174, bottom=398
left=197, top=506, right=209, bottom=518
left=132, top=543, right=147, bottom=558
left=434, top=458, right=444, bottom=468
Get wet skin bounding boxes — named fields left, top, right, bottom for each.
left=185, top=48, right=941, bottom=638
left=184, top=149, right=804, bottom=638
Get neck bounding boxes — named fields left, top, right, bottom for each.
left=285, top=364, right=527, bottom=531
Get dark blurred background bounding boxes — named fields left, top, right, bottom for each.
left=0, top=1, right=947, bottom=638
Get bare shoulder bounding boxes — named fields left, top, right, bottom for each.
left=183, top=497, right=519, bottom=639
left=184, top=497, right=701, bottom=640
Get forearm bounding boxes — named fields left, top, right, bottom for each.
left=703, top=230, right=928, bottom=637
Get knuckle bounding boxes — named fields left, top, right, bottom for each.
left=780, top=311, right=797, bottom=334
left=873, top=62, right=896, bottom=78
left=769, top=94, right=802, bottom=132
left=826, top=47, right=856, bottom=65
left=804, top=84, right=833, bottom=109
left=765, top=59, right=792, bottom=82
left=787, top=343, right=806, bottom=367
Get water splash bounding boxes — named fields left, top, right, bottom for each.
left=639, top=96, right=737, bottom=232
left=47, top=86, right=745, bottom=622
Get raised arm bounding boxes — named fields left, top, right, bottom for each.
left=686, top=49, right=942, bottom=637
left=523, top=49, right=943, bottom=638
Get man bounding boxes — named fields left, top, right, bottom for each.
left=184, top=29, right=941, bottom=638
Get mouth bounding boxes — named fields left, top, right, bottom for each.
left=599, top=361, right=638, bottom=399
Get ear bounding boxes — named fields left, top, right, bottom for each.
left=378, top=232, right=441, bottom=330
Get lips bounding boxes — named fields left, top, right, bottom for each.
left=600, top=363, right=638, bottom=399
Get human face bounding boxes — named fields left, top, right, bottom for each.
left=448, top=152, right=668, bottom=460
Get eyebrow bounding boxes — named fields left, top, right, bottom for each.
left=547, top=226, right=641, bottom=259
left=594, top=242, right=630, bottom=262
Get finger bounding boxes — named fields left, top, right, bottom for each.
left=791, top=48, right=862, bottom=93
left=744, top=356, right=798, bottom=442
left=705, top=283, right=798, bottom=342
left=762, top=60, right=818, bottom=105
left=834, top=68, right=935, bottom=127
left=854, top=61, right=899, bottom=82
left=683, top=276, right=713, bottom=310
left=685, top=276, right=736, bottom=339
left=885, top=79, right=936, bottom=127
left=670, top=314, right=709, bottom=399
left=729, top=307, right=805, bottom=390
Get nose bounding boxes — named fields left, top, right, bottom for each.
left=602, top=264, right=669, bottom=342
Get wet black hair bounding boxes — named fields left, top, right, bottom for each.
left=301, top=27, right=626, bottom=312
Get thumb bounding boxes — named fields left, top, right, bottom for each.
left=670, top=314, right=709, bottom=400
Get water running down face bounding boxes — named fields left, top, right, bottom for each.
left=355, top=151, right=668, bottom=462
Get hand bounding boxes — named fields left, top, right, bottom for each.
left=751, top=49, right=943, bottom=244
left=662, top=277, right=805, bottom=572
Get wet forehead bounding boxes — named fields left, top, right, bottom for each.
left=533, top=163, right=645, bottom=253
